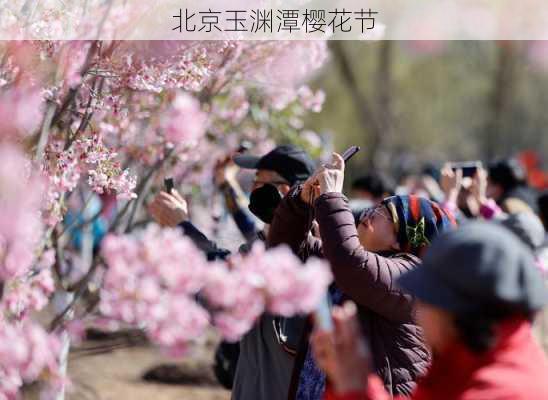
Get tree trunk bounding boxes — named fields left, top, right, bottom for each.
left=330, top=41, right=395, bottom=170
left=484, top=42, right=519, bottom=160
left=374, top=41, right=395, bottom=170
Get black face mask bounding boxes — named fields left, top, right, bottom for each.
left=248, top=183, right=283, bottom=224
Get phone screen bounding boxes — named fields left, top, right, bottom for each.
left=450, top=161, right=482, bottom=178
left=314, top=293, right=333, bottom=331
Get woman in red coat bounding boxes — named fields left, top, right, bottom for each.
left=312, top=222, right=548, bottom=400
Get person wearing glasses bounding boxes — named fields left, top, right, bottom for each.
left=268, top=153, right=456, bottom=399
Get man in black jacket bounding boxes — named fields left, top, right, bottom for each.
left=147, top=145, right=316, bottom=398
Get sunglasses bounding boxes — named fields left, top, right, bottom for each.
left=359, top=204, right=392, bottom=225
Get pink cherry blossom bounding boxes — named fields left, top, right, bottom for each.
left=0, top=37, right=329, bottom=396
left=202, top=262, right=265, bottom=341
left=212, top=85, right=250, bottom=125
left=99, top=224, right=211, bottom=354
left=0, top=145, right=44, bottom=281
left=297, top=85, right=326, bottom=113
left=100, top=228, right=332, bottom=347
left=161, top=92, right=208, bottom=147
left=58, top=41, right=91, bottom=88
left=0, top=84, right=44, bottom=140
left=236, top=243, right=333, bottom=316
left=0, top=320, right=61, bottom=399
left=201, top=243, right=332, bottom=341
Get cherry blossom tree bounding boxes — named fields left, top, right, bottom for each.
left=0, top=36, right=329, bottom=398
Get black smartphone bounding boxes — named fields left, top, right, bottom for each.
left=164, top=177, right=174, bottom=194
left=450, top=161, right=482, bottom=178
left=342, top=145, right=361, bottom=163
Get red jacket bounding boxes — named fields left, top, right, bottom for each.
left=325, top=318, right=548, bottom=400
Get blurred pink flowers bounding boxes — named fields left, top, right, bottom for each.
left=202, top=242, right=333, bottom=341
left=233, top=243, right=333, bottom=317
left=0, top=320, right=61, bottom=399
left=161, top=92, right=208, bottom=147
left=0, top=37, right=329, bottom=396
left=100, top=224, right=210, bottom=355
left=0, top=145, right=45, bottom=281
left=101, top=227, right=332, bottom=347
left=0, top=85, right=44, bottom=140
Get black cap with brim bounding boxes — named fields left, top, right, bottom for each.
left=233, top=145, right=315, bottom=185
left=397, top=221, right=548, bottom=315
left=397, top=266, right=471, bottom=313
left=233, top=154, right=262, bottom=169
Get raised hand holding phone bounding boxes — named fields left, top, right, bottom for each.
left=301, top=146, right=361, bottom=204
left=148, top=177, right=188, bottom=227
left=315, top=152, right=346, bottom=194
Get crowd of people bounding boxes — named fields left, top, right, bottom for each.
left=147, top=143, right=548, bottom=400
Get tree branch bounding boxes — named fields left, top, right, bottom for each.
left=330, top=41, right=384, bottom=169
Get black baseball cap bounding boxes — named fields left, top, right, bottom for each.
left=397, top=221, right=548, bottom=315
left=233, top=145, right=315, bottom=185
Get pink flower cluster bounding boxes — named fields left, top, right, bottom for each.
left=0, top=145, right=45, bottom=281
left=100, top=227, right=332, bottom=348
left=0, top=320, right=61, bottom=400
left=201, top=262, right=266, bottom=342
left=0, top=84, right=44, bottom=139
left=1, top=250, right=56, bottom=320
left=297, top=86, right=326, bottom=113
left=203, top=243, right=332, bottom=341
left=57, top=41, right=90, bottom=88
left=99, top=224, right=210, bottom=356
left=212, top=86, right=250, bottom=125
left=0, top=37, right=331, bottom=397
left=44, top=133, right=138, bottom=207
left=160, top=92, right=208, bottom=147
left=75, top=135, right=137, bottom=200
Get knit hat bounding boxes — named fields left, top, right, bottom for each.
left=382, top=195, right=457, bottom=255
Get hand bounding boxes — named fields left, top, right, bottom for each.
left=147, top=189, right=188, bottom=227
left=440, top=164, right=462, bottom=204
left=469, top=167, right=488, bottom=205
left=314, top=153, right=345, bottom=195
left=310, top=329, right=338, bottom=379
left=300, top=176, right=321, bottom=205
left=213, top=155, right=239, bottom=187
left=311, top=302, right=371, bottom=394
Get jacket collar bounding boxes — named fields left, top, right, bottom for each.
left=415, top=317, right=533, bottom=397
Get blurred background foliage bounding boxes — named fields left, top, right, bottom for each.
left=304, top=41, right=548, bottom=185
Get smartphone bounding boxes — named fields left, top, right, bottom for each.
left=164, top=177, right=174, bottom=194
left=342, top=145, right=361, bottom=163
left=314, top=292, right=333, bottom=332
left=450, top=161, right=482, bottom=178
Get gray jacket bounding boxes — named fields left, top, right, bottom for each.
left=231, top=314, right=305, bottom=400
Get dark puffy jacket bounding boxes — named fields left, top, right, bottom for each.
left=268, top=188, right=430, bottom=397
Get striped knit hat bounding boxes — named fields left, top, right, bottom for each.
left=382, top=195, right=457, bottom=255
